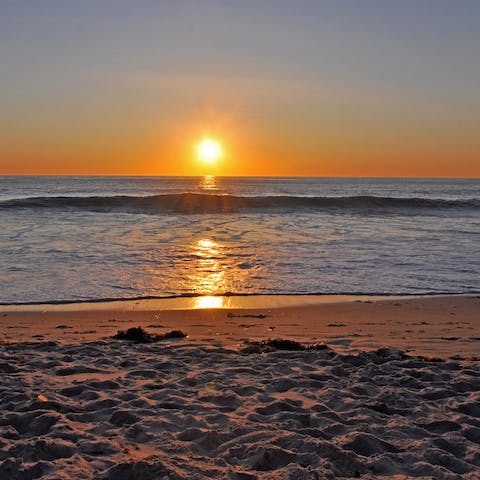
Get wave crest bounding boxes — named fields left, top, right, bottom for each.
left=1, top=193, right=478, bottom=214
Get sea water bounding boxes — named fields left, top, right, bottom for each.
left=0, top=176, right=479, bottom=304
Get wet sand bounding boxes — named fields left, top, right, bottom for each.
left=1, top=295, right=479, bottom=358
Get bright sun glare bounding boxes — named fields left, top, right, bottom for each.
left=196, top=138, right=222, bottom=165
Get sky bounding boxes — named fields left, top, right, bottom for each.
left=1, top=0, right=479, bottom=177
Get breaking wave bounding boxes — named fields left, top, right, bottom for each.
left=1, top=193, right=479, bottom=215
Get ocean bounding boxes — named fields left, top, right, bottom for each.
left=1, top=176, right=479, bottom=304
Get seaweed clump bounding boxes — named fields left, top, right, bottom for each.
left=113, top=327, right=187, bottom=344
left=241, top=338, right=328, bottom=354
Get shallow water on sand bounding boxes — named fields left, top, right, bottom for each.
left=1, top=176, right=479, bottom=303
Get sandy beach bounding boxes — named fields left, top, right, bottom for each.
left=1, top=295, right=479, bottom=479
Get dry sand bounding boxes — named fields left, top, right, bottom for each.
left=0, top=295, right=479, bottom=479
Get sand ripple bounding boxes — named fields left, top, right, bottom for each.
left=0, top=341, right=479, bottom=479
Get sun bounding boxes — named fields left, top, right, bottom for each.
left=196, top=138, right=222, bottom=165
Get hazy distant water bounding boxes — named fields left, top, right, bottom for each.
left=1, top=176, right=479, bottom=304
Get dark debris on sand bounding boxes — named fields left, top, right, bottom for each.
left=113, top=327, right=187, bottom=344
left=240, top=338, right=329, bottom=354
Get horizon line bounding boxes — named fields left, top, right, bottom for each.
left=1, top=174, right=479, bottom=180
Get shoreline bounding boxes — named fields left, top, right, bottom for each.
left=2, top=294, right=479, bottom=359
left=1, top=291, right=478, bottom=312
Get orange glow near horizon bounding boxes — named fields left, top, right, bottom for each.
left=1, top=95, right=478, bottom=177
left=2, top=147, right=479, bottom=178
left=1, top=116, right=479, bottom=177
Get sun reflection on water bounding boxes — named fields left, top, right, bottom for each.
left=193, top=295, right=225, bottom=309
left=200, top=175, right=217, bottom=192
left=184, top=235, right=253, bottom=308
left=188, top=238, right=226, bottom=304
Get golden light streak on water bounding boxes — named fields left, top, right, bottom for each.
left=188, top=238, right=227, bottom=303
left=200, top=175, right=217, bottom=191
